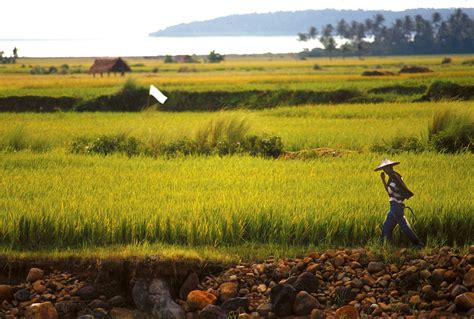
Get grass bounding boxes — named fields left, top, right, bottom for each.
left=0, top=54, right=473, bottom=260
left=0, top=150, right=472, bottom=250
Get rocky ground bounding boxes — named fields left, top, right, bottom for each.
left=0, top=246, right=473, bottom=318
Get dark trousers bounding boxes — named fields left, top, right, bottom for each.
left=380, top=201, right=422, bottom=245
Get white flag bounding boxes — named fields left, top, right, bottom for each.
left=149, top=85, right=167, bottom=104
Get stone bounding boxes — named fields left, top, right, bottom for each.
left=256, top=302, right=272, bottom=317
left=32, top=281, right=46, bottom=294
left=443, top=269, right=456, bottom=282
left=239, top=314, right=252, bottom=319
left=108, top=295, right=127, bottom=307
left=409, top=295, right=421, bottom=305
left=109, top=308, right=134, bottom=319
left=291, top=272, right=319, bottom=293
left=451, top=284, right=468, bottom=298
left=257, top=284, right=267, bottom=294
left=89, top=299, right=110, bottom=311
left=0, top=285, right=14, bottom=301
left=24, top=301, right=58, bottom=319
left=361, top=275, right=376, bottom=287
left=92, top=308, right=108, bottom=318
left=368, top=262, right=384, bottom=273
left=432, top=269, right=446, bottom=285
left=221, top=297, right=249, bottom=312
left=219, top=282, right=238, bottom=301
left=77, top=316, right=94, bottom=319
left=334, top=256, right=345, bottom=267
left=54, top=301, right=77, bottom=317
left=378, top=302, right=391, bottom=312
left=270, top=284, right=296, bottom=316
left=455, top=292, right=474, bottom=311
left=198, top=305, right=226, bottom=319
left=187, top=290, right=217, bottom=311
left=76, top=285, right=97, bottom=300
left=180, top=273, right=199, bottom=300
left=350, top=278, right=363, bottom=289
left=310, top=308, right=324, bottom=319
left=469, top=245, right=474, bottom=254
left=26, top=268, right=44, bottom=283
left=463, top=268, right=474, bottom=287
left=335, top=305, right=358, bottom=319
left=293, top=291, right=319, bottom=316
left=14, top=289, right=30, bottom=302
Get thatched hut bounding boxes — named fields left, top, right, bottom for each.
left=89, top=58, right=131, bottom=77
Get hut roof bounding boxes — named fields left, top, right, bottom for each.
left=89, top=58, right=131, bottom=74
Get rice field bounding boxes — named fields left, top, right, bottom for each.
left=0, top=55, right=473, bottom=257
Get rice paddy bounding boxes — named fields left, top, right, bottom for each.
left=0, top=55, right=473, bottom=258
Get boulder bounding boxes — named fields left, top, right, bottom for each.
left=455, top=292, right=474, bottom=311
left=335, top=305, right=359, bottom=319
left=26, top=268, right=44, bottom=283
left=198, top=305, right=226, bottom=319
left=293, top=291, right=319, bottom=316
left=180, top=272, right=199, bottom=300
left=221, top=297, right=249, bottom=312
left=133, top=278, right=185, bottom=319
left=187, top=290, right=217, bottom=311
left=25, top=301, right=58, bottom=319
left=219, top=282, right=238, bottom=301
left=270, top=284, right=296, bottom=316
left=0, top=285, right=14, bottom=301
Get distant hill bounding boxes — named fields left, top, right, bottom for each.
left=150, top=8, right=474, bottom=37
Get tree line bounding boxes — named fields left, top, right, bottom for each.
left=298, top=9, right=474, bottom=58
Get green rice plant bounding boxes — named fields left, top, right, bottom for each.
left=428, top=108, right=474, bottom=153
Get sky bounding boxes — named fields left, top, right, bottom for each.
left=1, top=0, right=473, bottom=39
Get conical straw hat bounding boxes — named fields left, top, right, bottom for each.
left=374, top=158, right=400, bottom=171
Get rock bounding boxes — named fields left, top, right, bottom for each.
left=335, top=305, right=358, bottom=319
left=187, top=290, right=217, bottom=311
left=221, top=297, right=249, bottom=312
left=311, top=308, right=324, bottom=319
left=270, top=284, right=296, bottom=316
left=92, top=308, right=108, bottom=318
left=89, top=299, right=110, bottom=311
left=26, top=268, right=44, bottom=283
left=334, top=256, right=345, bottom=267
left=443, top=269, right=457, bottom=282
left=54, top=301, right=77, bottom=317
left=421, top=285, right=438, bottom=302
left=180, top=273, right=199, bottom=300
left=0, top=285, right=14, bottom=301
left=455, top=292, right=474, bottom=311
left=256, top=302, right=272, bottom=317
left=291, top=272, right=319, bottom=293
left=108, top=295, right=127, bottom=307
left=109, top=308, right=134, bottom=319
left=257, top=284, right=267, bottom=294
left=432, top=269, right=446, bottom=285
left=451, top=285, right=468, bottom=298
left=350, top=278, right=363, bottom=289
left=76, top=285, right=97, bottom=300
left=24, top=301, right=58, bottom=319
left=361, top=275, right=376, bottom=287
left=239, top=314, right=252, bottom=319
left=77, top=316, right=94, bottom=319
left=133, top=278, right=185, bottom=319
left=32, top=281, right=46, bottom=294
left=219, top=282, right=238, bottom=301
left=469, top=245, right=474, bottom=254
left=14, top=289, right=30, bottom=302
left=368, top=262, right=384, bottom=273
left=409, top=295, right=421, bottom=305
left=198, top=305, right=226, bottom=319
left=378, top=302, right=391, bottom=312
left=463, top=268, right=474, bottom=287
left=293, top=291, right=319, bottom=316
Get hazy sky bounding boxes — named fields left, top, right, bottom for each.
left=1, top=0, right=472, bottom=39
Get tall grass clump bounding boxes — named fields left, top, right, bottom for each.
left=428, top=109, right=474, bottom=153
left=1, top=126, right=51, bottom=152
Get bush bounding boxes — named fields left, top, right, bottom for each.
left=419, top=81, right=474, bottom=101
left=313, top=64, right=322, bottom=70
left=177, top=67, right=197, bottom=73
left=370, top=135, right=425, bottom=154
left=428, top=109, right=474, bottom=153
left=164, top=55, right=174, bottom=63
left=441, top=57, right=452, bottom=64
left=69, top=133, right=144, bottom=157
left=207, top=50, right=224, bottom=63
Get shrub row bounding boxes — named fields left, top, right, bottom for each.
left=69, top=133, right=283, bottom=158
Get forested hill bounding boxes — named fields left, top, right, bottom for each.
left=150, top=8, right=474, bottom=37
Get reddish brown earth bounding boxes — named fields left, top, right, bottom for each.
left=1, top=246, right=473, bottom=318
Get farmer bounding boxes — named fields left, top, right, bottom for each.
left=375, top=158, right=424, bottom=248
